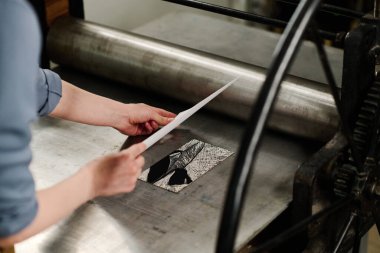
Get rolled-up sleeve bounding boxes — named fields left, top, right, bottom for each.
left=0, top=0, right=40, bottom=237
left=37, top=68, right=62, bottom=116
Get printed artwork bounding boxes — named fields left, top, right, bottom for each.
left=139, top=139, right=233, bottom=192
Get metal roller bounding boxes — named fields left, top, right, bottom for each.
left=47, top=17, right=338, bottom=140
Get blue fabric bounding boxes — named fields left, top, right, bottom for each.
left=37, top=69, right=63, bottom=116
left=0, top=0, right=62, bottom=237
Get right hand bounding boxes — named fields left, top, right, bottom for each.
left=114, top=103, right=176, bottom=136
left=86, top=143, right=146, bottom=198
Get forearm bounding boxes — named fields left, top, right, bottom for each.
left=50, top=80, right=175, bottom=136
left=50, top=80, right=126, bottom=128
left=0, top=167, right=94, bottom=246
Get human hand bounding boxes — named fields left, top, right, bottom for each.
left=115, top=103, right=176, bottom=136
left=86, top=143, right=146, bottom=197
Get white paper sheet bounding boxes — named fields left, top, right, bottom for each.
left=143, top=77, right=239, bottom=149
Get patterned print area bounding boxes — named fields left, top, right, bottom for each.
left=139, top=139, right=233, bottom=193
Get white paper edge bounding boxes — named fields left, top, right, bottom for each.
left=143, top=77, right=240, bottom=149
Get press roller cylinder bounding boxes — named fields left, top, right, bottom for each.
left=47, top=17, right=338, bottom=141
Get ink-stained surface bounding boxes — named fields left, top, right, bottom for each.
left=139, top=139, right=233, bottom=192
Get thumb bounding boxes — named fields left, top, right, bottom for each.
left=123, top=143, right=147, bottom=157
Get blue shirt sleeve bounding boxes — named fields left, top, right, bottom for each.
left=0, top=0, right=41, bottom=237
left=37, top=68, right=62, bottom=116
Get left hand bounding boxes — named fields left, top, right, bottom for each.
left=115, top=103, right=176, bottom=136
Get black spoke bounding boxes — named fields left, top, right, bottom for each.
left=309, top=23, right=340, bottom=103
left=309, top=23, right=361, bottom=166
left=213, top=0, right=326, bottom=252
left=163, top=0, right=336, bottom=40
left=276, top=0, right=364, bottom=19
left=162, top=0, right=368, bottom=252
left=333, top=212, right=357, bottom=253
left=165, top=0, right=287, bottom=27
left=252, top=196, right=354, bottom=253
left=352, top=214, right=362, bottom=253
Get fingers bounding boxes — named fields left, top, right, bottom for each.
left=125, top=104, right=175, bottom=135
left=122, top=142, right=147, bottom=157
left=92, top=146, right=147, bottom=197
left=138, top=103, right=176, bottom=118
left=144, top=120, right=160, bottom=134
left=151, top=112, right=175, bottom=126
left=123, top=155, right=145, bottom=192
left=135, top=155, right=145, bottom=167
left=151, top=107, right=177, bottom=118
left=151, top=120, right=159, bottom=130
left=144, top=121, right=153, bottom=133
left=127, top=156, right=144, bottom=177
left=145, top=105, right=177, bottom=122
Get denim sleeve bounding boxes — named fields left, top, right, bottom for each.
left=0, top=0, right=40, bottom=237
left=37, top=69, right=62, bottom=116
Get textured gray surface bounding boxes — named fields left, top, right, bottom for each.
left=133, top=12, right=343, bottom=85
left=16, top=12, right=329, bottom=252
left=16, top=67, right=320, bottom=253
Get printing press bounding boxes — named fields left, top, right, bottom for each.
left=20, top=0, right=380, bottom=252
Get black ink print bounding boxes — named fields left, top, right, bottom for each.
left=147, top=141, right=205, bottom=185
left=168, top=168, right=193, bottom=185
left=147, top=150, right=181, bottom=183
left=140, top=139, right=233, bottom=193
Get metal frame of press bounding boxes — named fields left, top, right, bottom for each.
left=161, top=1, right=376, bottom=253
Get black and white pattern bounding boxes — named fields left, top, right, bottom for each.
left=139, top=139, right=233, bottom=193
